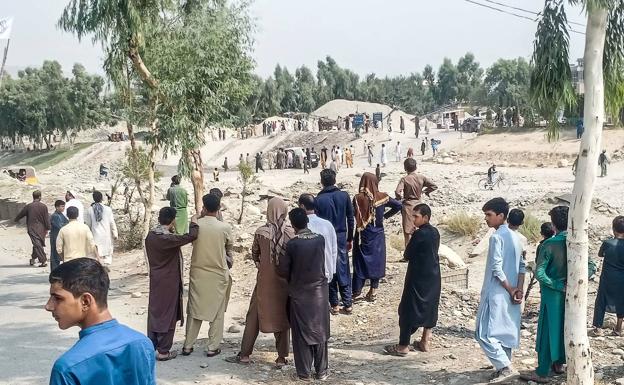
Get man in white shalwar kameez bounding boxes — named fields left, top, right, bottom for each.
left=86, top=191, right=118, bottom=267
left=475, top=197, right=525, bottom=383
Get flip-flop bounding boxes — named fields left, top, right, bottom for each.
left=205, top=348, right=221, bottom=357
left=181, top=347, right=194, bottom=356
left=383, top=344, right=408, bottom=357
left=519, top=373, right=550, bottom=383
left=339, top=307, right=353, bottom=315
left=224, top=354, right=252, bottom=365
left=156, top=351, right=178, bottom=361
left=365, top=293, right=377, bottom=302
left=330, top=307, right=340, bottom=315
left=274, top=357, right=288, bottom=369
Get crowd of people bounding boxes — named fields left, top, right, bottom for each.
left=12, top=155, right=623, bottom=384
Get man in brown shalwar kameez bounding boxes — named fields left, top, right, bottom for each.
left=278, top=208, right=330, bottom=381
left=14, top=190, right=51, bottom=267
left=226, top=197, right=294, bottom=367
left=394, top=158, right=437, bottom=248
left=145, top=207, right=199, bottom=361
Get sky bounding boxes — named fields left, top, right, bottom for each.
left=2, top=0, right=587, bottom=79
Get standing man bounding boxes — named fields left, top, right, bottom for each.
left=395, top=141, right=401, bottom=162
left=227, top=198, right=294, bottom=367
left=64, top=190, right=85, bottom=224
left=320, top=147, right=328, bottom=169
left=475, top=198, right=525, bottom=383
left=145, top=207, right=199, bottom=361
left=56, top=207, right=99, bottom=262
left=223, top=157, right=229, bottom=172
left=315, top=169, right=354, bottom=315
left=576, top=119, right=584, bottom=139
left=183, top=194, right=233, bottom=357
left=599, top=150, right=609, bottom=177
left=384, top=204, right=440, bottom=356
left=420, top=140, right=426, bottom=156
left=86, top=191, right=118, bottom=270
left=414, top=116, right=420, bottom=138
left=400, top=116, right=405, bottom=134
left=344, top=146, right=353, bottom=168
left=380, top=144, right=388, bottom=167
left=395, top=158, right=437, bottom=248
left=46, top=258, right=156, bottom=385
left=367, top=145, right=374, bottom=167
left=277, top=208, right=330, bottom=381
left=299, top=194, right=338, bottom=282
left=14, top=190, right=50, bottom=267
left=166, top=175, right=189, bottom=234
left=255, top=152, right=265, bottom=173
left=50, top=200, right=69, bottom=271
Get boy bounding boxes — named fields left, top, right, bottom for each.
left=475, top=198, right=525, bottom=383
left=50, top=200, right=69, bottom=271
left=213, top=168, right=220, bottom=182
left=46, top=258, right=155, bottom=385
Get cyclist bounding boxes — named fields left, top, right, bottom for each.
left=487, top=164, right=497, bottom=188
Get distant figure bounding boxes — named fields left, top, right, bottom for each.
left=407, top=147, right=414, bottom=159
left=46, top=258, right=156, bottom=385
left=599, top=150, right=609, bottom=177
left=367, top=145, right=374, bottom=167
left=166, top=176, right=189, bottom=235
left=50, top=200, right=69, bottom=271
left=14, top=190, right=51, bottom=267
left=255, top=153, right=265, bottom=173
left=576, top=119, right=584, bottom=139
left=213, top=168, right=220, bottom=182
left=303, top=156, right=310, bottom=174
left=376, top=164, right=381, bottom=181
left=421, top=140, right=426, bottom=156
left=223, top=157, right=229, bottom=172
left=380, top=144, right=388, bottom=167
left=64, top=190, right=85, bottom=224
left=487, top=164, right=497, bottom=186
left=99, top=163, right=109, bottom=178
left=395, top=141, right=401, bottom=162
left=400, top=116, right=405, bottom=134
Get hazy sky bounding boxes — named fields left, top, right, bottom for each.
left=3, top=0, right=587, bottom=78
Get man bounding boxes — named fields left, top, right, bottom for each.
left=166, top=175, right=189, bottom=234
left=507, top=208, right=527, bottom=259
left=344, top=146, right=353, bottom=168
left=384, top=204, right=440, bottom=356
left=421, top=140, right=426, bottom=156
left=46, top=258, right=155, bottom=385
left=487, top=164, right=497, bottom=186
left=64, top=191, right=85, bottom=224
left=576, top=119, right=584, bottom=139
left=57, top=207, right=99, bottom=262
left=315, top=169, right=354, bottom=315
left=14, top=190, right=50, bottom=267
left=395, top=158, right=437, bottom=248
left=277, top=208, right=330, bottom=381
left=255, top=152, right=265, bottom=173
left=183, top=194, right=233, bottom=357
left=223, top=157, right=229, bottom=172
left=395, top=141, right=401, bottom=162
left=380, top=144, right=387, bottom=167
left=50, top=200, right=69, bottom=271
left=400, top=115, right=405, bottom=134
left=320, top=147, right=328, bottom=169
left=227, top=197, right=293, bottom=367
left=367, top=145, right=374, bottom=167
left=475, top=197, right=525, bottom=383
left=299, top=193, right=338, bottom=282
left=599, top=150, right=609, bottom=177
left=86, top=191, right=118, bottom=269
left=145, top=207, right=199, bottom=361
left=414, top=116, right=420, bottom=138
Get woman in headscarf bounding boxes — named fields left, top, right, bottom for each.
left=352, top=173, right=402, bottom=301
left=226, top=197, right=295, bottom=367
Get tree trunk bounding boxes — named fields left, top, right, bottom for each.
left=565, top=7, right=608, bottom=385
left=187, top=148, right=205, bottom=214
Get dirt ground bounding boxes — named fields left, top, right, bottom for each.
left=1, top=125, right=624, bottom=384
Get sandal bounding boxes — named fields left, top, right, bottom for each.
left=156, top=350, right=178, bottom=361
left=383, top=344, right=408, bottom=357
left=225, top=354, right=251, bottom=365
left=205, top=348, right=221, bottom=357
left=330, top=307, right=340, bottom=315
left=29, top=259, right=36, bottom=266
left=38, top=262, right=48, bottom=268
left=181, top=347, right=194, bottom=356
left=519, top=373, right=550, bottom=383
left=339, top=307, right=353, bottom=315
left=274, top=357, right=288, bottom=369
left=412, top=340, right=430, bottom=352
left=551, top=364, right=565, bottom=375
left=365, top=292, right=377, bottom=302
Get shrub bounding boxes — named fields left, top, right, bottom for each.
left=442, top=211, right=481, bottom=237
left=519, top=212, right=542, bottom=244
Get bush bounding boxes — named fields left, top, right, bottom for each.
left=442, top=211, right=481, bottom=237
left=519, top=212, right=542, bottom=244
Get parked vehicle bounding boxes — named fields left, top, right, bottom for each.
left=285, top=147, right=319, bottom=168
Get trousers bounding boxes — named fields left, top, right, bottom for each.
left=291, top=324, right=328, bottom=378
left=240, top=291, right=289, bottom=358
left=329, top=275, right=352, bottom=308
left=149, top=328, right=175, bottom=354
left=477, top=336, right=512, bottom=370
left=183, top=310, right=225, bottom=352
left=352, top=277, right=379, bottom=295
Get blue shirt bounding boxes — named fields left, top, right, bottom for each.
left=50, top=319, right=155, bottom=385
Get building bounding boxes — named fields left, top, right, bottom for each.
left=570, top=58, right=584, bottom=95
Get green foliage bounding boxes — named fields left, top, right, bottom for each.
left=530, top=0, right=576, bottom=141
left=519, top=212, right=543, bottom=244
left=603, top=1, right=624, bottom=122
left=442, top=211, right=482, bottom=237
left=121, top=147, right=162, bottom=184
left=0, top=61, right=108, bottom=148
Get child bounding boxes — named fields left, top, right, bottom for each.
left=303, top=156, right=310, bottom=174
left=213, top=168, right=220, bottom=182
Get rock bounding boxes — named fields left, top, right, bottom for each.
left=557, top=159, right=569, bottom=168
left=130, top=292, right=142, bottom=298
left=438, top=244, right=466, bottom=268
left=521, top=358, right=536, bottom=366
left=616, top=378, right=624, bottom=385
left=594, top=372, right=604, bottom=381
left=227, top=324, right=241, bottom=333
left=612, top=348, right=624, bottom=356
left=200, top=363, right=209, bottom=368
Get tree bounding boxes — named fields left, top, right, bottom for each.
left=436, top=58, right=459, bottom=106
left=530, top=1, right=624, bottom=383
left=456, top=52, right=484, bottom=103
left=237, top=161, right=255, bottom=224
left=294, top=66, right=317, bottom=113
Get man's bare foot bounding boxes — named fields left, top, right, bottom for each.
left=413, top=340, right=430, bottom=352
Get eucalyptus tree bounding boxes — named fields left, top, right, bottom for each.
left=531, top=1, right=624, bottom=383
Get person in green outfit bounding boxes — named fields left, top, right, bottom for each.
left=523, top=206, right=595, bottom=382
left=166, top=175, right=189, bottom=234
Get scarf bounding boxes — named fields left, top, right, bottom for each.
left=255, top=197, right=294, bottom=265
left=354, top=172, right=389, bottom=231
left=152, top=224, right=171, bottom=235
left=92, top=202, right=104, bottom=222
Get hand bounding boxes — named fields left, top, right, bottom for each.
left=512, top=289, right=523, bottom=304
left=347, top=241, right=353, bottom=252
left=190, top=214, right=198, bottom=223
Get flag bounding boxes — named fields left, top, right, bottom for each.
left=0, top=17, right=13, bottom=40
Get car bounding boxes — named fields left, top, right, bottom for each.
left=285, top=147, right=319, bottom=168
left=460, top=117, right=483, bottom=133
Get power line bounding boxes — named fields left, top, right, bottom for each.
left=462, top=0, right=585, bottom=35
left=481, top=0, right=586, bottom=27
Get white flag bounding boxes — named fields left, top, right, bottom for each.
left=0, top=17, right=13, bottom=40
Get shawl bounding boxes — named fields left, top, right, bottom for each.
left=255, top=197, right=294, bottom=265
left=354, top=172, right=389, bottom=231
left=92, top=202, right=104, bottom=222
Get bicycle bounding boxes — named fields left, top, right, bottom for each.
left=478, top=173, right=508, bottom=191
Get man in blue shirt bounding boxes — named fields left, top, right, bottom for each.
left=46, top=258, right=156, bottom=385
